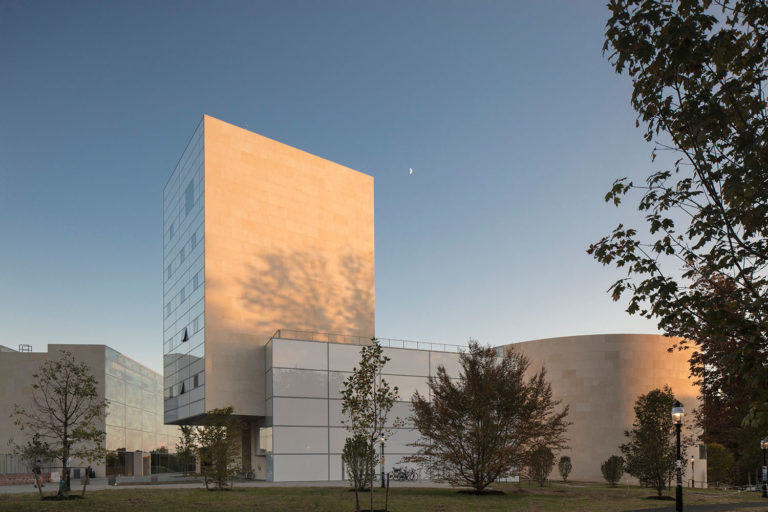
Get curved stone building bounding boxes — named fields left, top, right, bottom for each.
left=507, top=333, right=704, bottom=484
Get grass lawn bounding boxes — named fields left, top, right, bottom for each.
left=0, top=482, right=765, bottom=511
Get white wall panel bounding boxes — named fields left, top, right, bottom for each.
left=329, top=343, right=363, bottom=371
left=330, top=454, right=344, bottom=480
left=274, top=426, right=328, bottom=454
left=272, top=369, right=328, bottom=398
left=329, top=371, right=351, bottom=399
left=430, top=352, right=462, bottom=378
left=272, top=454, right=328, bottom=481
left=329, top=427, right=347, bottom=454
left=273, top=397, right=328, bottom=426
left=273, top=339, right=328, bottom=370
left=329, top=399, right=344, bottom=427
left=382, top=348, right=429, bottom=376
left=382, top=428, right=420, bottom=454
left=384, top=375, right=429, bottom=401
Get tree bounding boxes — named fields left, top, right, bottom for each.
left=408, top=341, right=570, bottom=493
left=588, top=0, right=768, bottom=431
left=341, top=340, right=402, bottom=512
left=176, top=425, right=197, bottom=477
left=558, top=455, right=573, bottom=482
left=10, top=350, right=107, bottom=498
left=601, top=455, right=625, bottom=487
left=196, top=407, right=242, bottom=490
left=621, top=387, right=691, bottom=496
left=706, top=442, right=735, bottom=485
left=527, top=445, right=555, bottom=486
left=342, top=435, right=375, bottom=511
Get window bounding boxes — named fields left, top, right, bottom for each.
left=185, top=181, right=194, bottom=215
left=193, top=316, right=200, bottom=333
left=193, top=374, right=199, bottom=388
left=181, top=328, right=189, bottom=343
left=180, top=247, right=185, bottom=264
left=166, top=263, right=172, bottom=280
left=180, top=287, right=186, bottom=304
left=165, top=302, right=172, bottom=318
left=170, top=222, right=175, bottom=239
left=193, top=273, right=199, bottom=291
left=699, top=444, right=706, bottom=459
left=191, top=232, right=197, bottom=250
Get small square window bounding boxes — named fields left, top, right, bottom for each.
left=185, top=181, right=194, bottom=216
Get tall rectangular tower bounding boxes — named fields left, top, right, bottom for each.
left=163, top=115, right=375, bottom=425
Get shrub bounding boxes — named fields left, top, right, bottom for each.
left=558, top=456, right=572, bottom=482
left=601, top=455, right=624, bottom=487
left=706, top=443, right=734, bottom=485
left=527, top=445, right=556, bottom=486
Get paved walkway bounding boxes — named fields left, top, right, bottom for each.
left=0, top=477, right=453, bottom=495
left=626, top=501, right=768, bottom=511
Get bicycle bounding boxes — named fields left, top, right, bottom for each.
left=389, top=467, right=418, bottom=481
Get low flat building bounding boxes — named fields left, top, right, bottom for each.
left=0, top=344, right=179, bottom=477
left=259, top=331, right=705, bottom=484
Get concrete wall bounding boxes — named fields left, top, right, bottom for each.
left=509, top=333, right=705, bottom=484
left=202, top=115, right=375, bottom=417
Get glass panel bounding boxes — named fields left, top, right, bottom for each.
left=125, top=429, right=142, bottom=451
left=126, top=406, right=142, bottom=430
left=185, top=180, right=194, bottom=215
left=259, top=427, right=273, bottom=454
left=106, top=402, right=125, bottom=428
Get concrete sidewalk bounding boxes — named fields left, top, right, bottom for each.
left=625, top=501, right=768, bottom=511
left=0, top=477, right=454, bottom=495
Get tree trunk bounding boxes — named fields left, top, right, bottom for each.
left=81, top=467, right=90, bottom=497
left=35, top=473, right=43, bottom=500
left=385, top=473, right=389, bottom=512
left=354, top=483, right=360, bottom=512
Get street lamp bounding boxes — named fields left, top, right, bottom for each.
left=380, top=436, right=386, bottom=489
left=672, top=400, right=684, bottom=512
left=691, top=456, right=695, bottom=488
left=761, top=437, right=767, bottom=499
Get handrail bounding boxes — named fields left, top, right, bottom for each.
left=269, top=329, right=464, bottom=353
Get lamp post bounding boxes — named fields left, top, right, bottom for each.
left=691, top=456, right=695, bottom=488
left=672, top=400, right=684, bottom=512
left=380, top=436, right=386, bottom=489
left=761, top=437, right=767, bottom=499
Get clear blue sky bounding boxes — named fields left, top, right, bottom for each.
left=0, top=0, right=660, bottom=372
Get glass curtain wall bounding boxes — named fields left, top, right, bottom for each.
left=104, top=348, right=180, bottom=475
left=163, top=118, right=206, bottom=423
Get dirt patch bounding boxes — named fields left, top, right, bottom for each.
left=42, top=495, right=84, bottom=501
left=457, top=489, right=506, bottom=495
